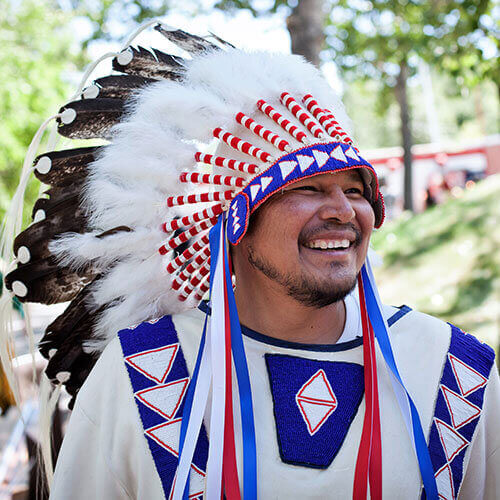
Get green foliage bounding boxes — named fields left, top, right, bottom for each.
left=325, top=0, right=493, bottom=85
left=372, top=174, right=500, bottom=348
left=0, top=0, right=79, bottom=221
left=343, top=70, right=499, bottom=148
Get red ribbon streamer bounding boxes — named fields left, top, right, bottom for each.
left=353, top=276, right=382, bottom=500
left=222, top=263, right=241, bottom=500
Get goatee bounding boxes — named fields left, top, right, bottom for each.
left=247, top=247, right=357, bottom=308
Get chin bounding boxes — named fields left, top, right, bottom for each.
left=285, top=273, right=358, bottom=309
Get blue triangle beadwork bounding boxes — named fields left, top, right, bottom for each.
left=265, top=353, right=364, bottom=469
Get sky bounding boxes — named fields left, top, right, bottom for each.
left=70, top=7, right=344, bottom=94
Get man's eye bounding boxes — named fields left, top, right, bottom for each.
left=345, top=187, right=363, bottom=195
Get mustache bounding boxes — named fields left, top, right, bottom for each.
left=299, top=222, right=362, bottom=246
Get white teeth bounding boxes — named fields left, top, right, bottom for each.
left=305, top=239, right=351, bottom=250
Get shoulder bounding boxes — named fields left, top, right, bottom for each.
left=384, top=304, right=495, bottom=370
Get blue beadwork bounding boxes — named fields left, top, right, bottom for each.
left=265, top=353, right=364, bottom=469
left=118, top=316, right=208, bottom=499
left=422, top=324, right=495, bottom=499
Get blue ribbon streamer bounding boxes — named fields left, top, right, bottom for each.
left=177, top=217, right=223, bottom=500
left=361, top=265, right=438, bottom=500
left=222, top=220, right=258, bottom=500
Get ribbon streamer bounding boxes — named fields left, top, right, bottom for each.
left=222, top=222, right=258, bottom=499
left=174, top=216, right=257, bottom=500
left=361, top=261, right=438, bottom=500
left=353, top=275, right=382, bottom=500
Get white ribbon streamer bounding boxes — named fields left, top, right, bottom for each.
left=205, top=225, right=226, bottom=499
left=171, top=335, right=211, bottom=500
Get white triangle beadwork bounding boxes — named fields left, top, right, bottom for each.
left=435, top=463, right=455, bottom=500
left=260, top=176, right=273, bottom=192
left=279, top=160, right=297, bottom=180
left=298, top=370, right=336, bottom=403
left=296, top=154, right=315, bottom=172
left=441, top=386, right=481, bottom=429
left=136, top=378, right=189, bottom=420
left=296, top=399, right=336, bottom=436
left=330, top=145, right=348, bottom=163
left=146, top=419, right=206, bottom=498
left=311, top=149, right=329, bottom=168
left=126, top=344, right=179, bottom=384
left=449, top=354, right=488, bottom=396
left=435, top=418, right=468, bottom=462
left=344, top=147, right=360, bottom=161
left=250, top=184, right=261, bottom=201
left=147, top=418, right=182, bottom=456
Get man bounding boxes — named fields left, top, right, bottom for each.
left=4, top=25, right=498, bottom=500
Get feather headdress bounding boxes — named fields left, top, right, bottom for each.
left=1, top=23, right=443, bottom=500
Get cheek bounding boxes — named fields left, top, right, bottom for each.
left=356, top=202, right=375, bottom=242
left=246, top=199, right=308, bottom=254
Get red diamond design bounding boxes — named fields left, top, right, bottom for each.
left=296, top=369, right=337, bottom=435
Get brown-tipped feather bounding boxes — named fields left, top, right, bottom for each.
left=87, top=75, right=156, bottom=100
left=13, top=189, right=84, bottom=256
left=154, top=25, right=219, bottom=53
left=57, top=98, right=124, bottom=140
left=112, top=46, right=185, bottom=80
left=34, top=146, right=101, bottom=187
left=40, top=281, right=109, bottom=407
left=4, top=258, right=98, bottom=304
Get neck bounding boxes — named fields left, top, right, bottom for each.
left=234, top=273, right=346, bottom=345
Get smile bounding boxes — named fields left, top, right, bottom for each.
left=303, top=239, right=351, bottom=250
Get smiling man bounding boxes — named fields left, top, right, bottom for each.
left=6, top=26, right=499, bottom=500
left=233, top=170, right=373, bottom=345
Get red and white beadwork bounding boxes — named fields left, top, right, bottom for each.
left=160, top=91, right=367, bottom=303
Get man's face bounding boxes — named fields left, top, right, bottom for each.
left=233, top=169, right=375, bottom=308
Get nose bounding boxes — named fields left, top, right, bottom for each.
left=317, top=185, right=355, bottom=223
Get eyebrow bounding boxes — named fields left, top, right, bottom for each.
left=343, top=170, right=363, bottom=183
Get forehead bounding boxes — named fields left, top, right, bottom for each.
left=291, top=169, right=364, bottom=187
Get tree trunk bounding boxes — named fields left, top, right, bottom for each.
left=286, top=0, right=325, bottom=67
left=395, top=61, right=414, bottom=212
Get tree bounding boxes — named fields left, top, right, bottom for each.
left=0, top=0, right=79, bottom=221
left=325, top=0, right=494, bottom=212
left=434, top=2, right=499, bottom=129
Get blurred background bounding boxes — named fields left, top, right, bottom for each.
left=0, top=0, right=498, bottom=497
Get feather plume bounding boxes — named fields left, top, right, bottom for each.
left=40, top=281, right=104, bottom=407
left=57, top=98, right=125, bottom=140
left=34, top=147, right=100, bottom=187
left=12, top=201, right=84, bottom=260
left=4, top=259, right=97, bottom=304
left=154, top=25, right=219, bottom=54
left=112, top=46, right=186, bottom=80
left=85, top=75, right=156, bottom=100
